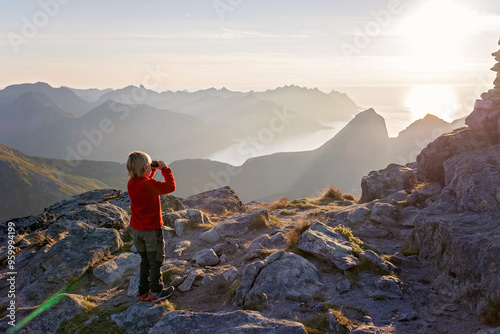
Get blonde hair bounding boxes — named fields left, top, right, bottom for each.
left=127, top=151, right=151, bottom=178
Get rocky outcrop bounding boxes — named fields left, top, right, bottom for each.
left=149, top=310, right=307, bottom=334
left=17, top=221, right=122, bottom=307
left=182, top=186, right=246, bottom=215
left=235, top=250, right=323, bottom=306
left=416, top=127, right=489, bottom=183
left=444, top=145, right=500, bottom=213
left=408, top=211, right=500, bottom=310
left=297, top=221, right=360, bottom=270
left=360, top=163, right=417, bottom=203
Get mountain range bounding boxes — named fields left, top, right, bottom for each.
left=0, top=82, right=465, bottom=219
left=0, top=83, right=359, bottom=163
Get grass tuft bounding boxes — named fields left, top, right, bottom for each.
left=162, top=265, right=186, bottom=285
left=279, top=209, right=297, bottom=216
left=229, top=278, right=242, bottom=299
left=30, top=230, right=55, bottom=248
left=268, top=197, right=290, bottom=210
left=249, top=214, right=269, bottom=230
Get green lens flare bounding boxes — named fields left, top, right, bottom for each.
left=7, top=278, right=81, bottom=334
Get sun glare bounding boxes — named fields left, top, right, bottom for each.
left=405, top=85, right=458, bottom=122
left=399, top=0, right=475, bottom=68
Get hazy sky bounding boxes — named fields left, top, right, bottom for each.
left=1, top=0, right=500, bottom=132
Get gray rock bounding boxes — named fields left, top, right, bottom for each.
left=149, top=310, right=307, bottom=334
left=160, top=194, right=185, bottom=212
left=173, top=240, right=191, bottom=257
left=395, top=312, right=418, bottom=321
left=444, top=145, right=500, bottom=212
left=213, top=240, right=239, bottom=255
left=358, top=222, right=389, bottom=240
left=92, top=252, right=141, bottom=285
left=163, top=209, right=211, bottom=229
left=182, top=186, right=246, bottom=216
left=174, top=218, right=189, bottom=237
left=223, top=267, right=238, bottom=282
left=19, top=294, right=86, bottom=333
left=416, top=127, right=489, bottom=183
left=408, top=210, right=500, bottom=310
left=17, top=222, right=123, bottom=307
left=248, top=232, right=286, bottom=251
left=336, top=276, right=351, bottom=294
left=360, top=163, right=417, bottom=203
left=359, top=250, right=397, bottom=274
left=370, top=202, right=398, bottom=226
left=198, top=228, right=221, bottom=243
left=192, top=249, right=220, bottom=267
left=177, top=269, right=205, bottom=292
left=110, top=303, right=171, bottom=334
left=399, top=206, right=420, bottom=227
left=373, top=276, right=403, bottom=299
left=127, top=270, right=140, bottom=297
left=297, top=221, right=360, bottom=270
left=58, top=201, right=130, bottom=230
left=214, top=208, right=270, bottom=238
left=235, top=250, right=323, bottom=306
left=386, top=190, right=408, bottom=202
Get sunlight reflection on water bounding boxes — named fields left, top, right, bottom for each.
left=207, top=121, right=347, bottom=166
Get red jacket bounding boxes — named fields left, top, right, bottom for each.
left=128, top=168, right=176, bottom=231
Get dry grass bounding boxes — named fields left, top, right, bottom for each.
left=268, top=196, right=290, bottom=210
left=249, top=214, right=269, bottom=230
left=279, top=209, right=297, bottom=216
left=30, top=230, right=55, bottom=248
left=320, top=185, right=344, bottom=201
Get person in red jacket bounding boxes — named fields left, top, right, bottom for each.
left=126, top=151, right=176, bottom=302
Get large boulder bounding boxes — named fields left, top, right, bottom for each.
left=444, top=145, right=500, bottom=213
left=360, top=163, right=416, bottom=203
left=149, top=310, right=307, bottom=334
left=182, top=186, right=246, bottom=215
left=235, top=250, right=323, bottom=306
left=416, top=127, right=489, bottom=183
left=58, top=202, right=130, bottom=230
left=16, top=222, right=123, bottom=307
left=297, top=221, right=360, bottom=270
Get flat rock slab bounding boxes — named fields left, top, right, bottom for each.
left=298, top=221, right=360, bottom=270
left=149, top=310, right=307, bottom=334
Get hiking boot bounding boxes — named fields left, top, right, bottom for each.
left=150, top=286, right=174, bottom=303
left=140, top=291, right=151, bottom=302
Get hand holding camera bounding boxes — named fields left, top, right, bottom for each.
left=151, top=160, right=167, bottom=169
